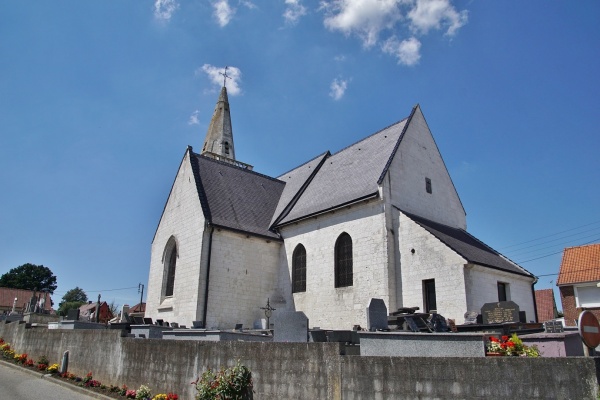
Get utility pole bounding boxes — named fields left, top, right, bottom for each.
left=138, top=283, right=145, bottom=313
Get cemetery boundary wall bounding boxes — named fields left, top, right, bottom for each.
left=1, top=322, right=599, bottom=399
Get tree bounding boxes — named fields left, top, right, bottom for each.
left=108, top=300, right=120, bottom=317
left=57, top=287, right=88, bottom=316
left=0, top=263, right=57, bottom=294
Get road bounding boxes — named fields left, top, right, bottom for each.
left=0, top=361, right=106, bottom=400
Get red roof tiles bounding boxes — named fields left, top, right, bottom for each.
left=556, top=243, right=600, bottom=285
left=535, top=288, right=556, bottom=322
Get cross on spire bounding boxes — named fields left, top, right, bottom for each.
left=220, top=66, right=230, bottom=87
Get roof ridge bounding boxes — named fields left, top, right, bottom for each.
left=330, top=117, right=409, bottom=158
left=377, top=105, right=417, bottom=185
left=194, top=152, right=283, bottom=183
left=277, top=151, right=330, bottom=178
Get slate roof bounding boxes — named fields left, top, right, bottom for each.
left=192, top=153, right=285, bottom=239
left=556, top=243, right=600, bottom=285
left=535, top=288, right=556, bottom=322
left=403, top=211, right=534, bottom=278
left=271, top=152, right=329, bottom=226
left=274, top=118, right=408, bottom=226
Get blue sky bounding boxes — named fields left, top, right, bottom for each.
left=1, top=1, right=598, bottom=311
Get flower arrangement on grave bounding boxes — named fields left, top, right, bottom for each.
left=47, top=363, right=60, bottom=373
left=486, top=333, right=540, bottom=357
left=14, top=353, right=28, bottom=364
left=36, top=355, right=49, bottom=370
left=152, top=393, right=179, bottom=400
left=125, top=389, right=138, bottom=398
left=193, top=360, right=253, bottom=400
left=135, top=384, right=152, bottom=399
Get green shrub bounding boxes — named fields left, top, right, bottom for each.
left=194, top=361, right=253, bottom=400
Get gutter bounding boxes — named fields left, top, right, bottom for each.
left=201, top=225, right=214, bottom=329
left=531, top=276, right=539, bottom=323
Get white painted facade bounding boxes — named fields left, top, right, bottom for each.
left=146, top=150, right=208, bottom=326
left=205, top=229, right=281, bottom=329
left=279, top=200, right=390, bottom=329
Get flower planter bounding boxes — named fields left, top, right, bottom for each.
left=486, top=352, right=503, bottom=357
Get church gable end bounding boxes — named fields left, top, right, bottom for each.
left=383, top=105, right=466, bottom=229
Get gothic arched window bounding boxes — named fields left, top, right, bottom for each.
left=335, top=233, right=353, bottom=288
left=163, top=238, right=177, bottom=297
left=292, top=244, right=306, bottom=293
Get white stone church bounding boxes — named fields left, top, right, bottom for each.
left=145, top=86, right=537, bottom=330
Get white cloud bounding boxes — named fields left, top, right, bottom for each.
left=200, top=64, right=243, bottom=96
left=382, top=36, right=421, bottom=66
left=240, top=0, right=257, bottom=9
left=284, top=0, right=308, bottom=25
left=329, top=78, right=348, bottom=100
left=154, top=0, right=179, bottom=22
left=188, top=110, right=200, bottom=125
left=407, top=0, right=468, bottom=36
left=213, top=0, right=235, bottom=27
left=320, top=0, right=467, bottom=65
left=321, top=0, right=403, bottom=48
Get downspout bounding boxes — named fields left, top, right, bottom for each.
left=202, top=225, right=214, bottom=328
left=531, top=276, right=539, bottom=323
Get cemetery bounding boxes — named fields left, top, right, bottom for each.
left=1, top=297, right=599, bottom=399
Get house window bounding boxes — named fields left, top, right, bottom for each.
left=163, top=240, right=177, bottom=297
left=423, top=279, right=437, bottom=312
left=425, top=177, right=432, bottom=194
left=292, top=244, right=306, bottom=293
left=335, top=233, right=353, bottom=288
left=497, top=282, right=509, bottom=302
left=575, top=285, right=600, bottom=308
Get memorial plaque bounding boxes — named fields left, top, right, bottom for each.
left=481, top=301, right=520, bottom=324
left=366, top=298, right=388, bottom=331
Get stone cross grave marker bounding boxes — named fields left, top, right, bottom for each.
left=481, top=301, right=520, bottom=324
left=366, top=298, right=388, bottom=331
left=273, top=311, right=308, bottom=342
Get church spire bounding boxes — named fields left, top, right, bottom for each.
left=201, top=81, right=235, bottom=160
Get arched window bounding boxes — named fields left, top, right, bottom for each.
left=163, top=239, right=177, bottom=297
left=224, top=141, right=230, bottom=155
left=335, top=233, right=353, bottom=288
left=292, top=244, right=306, bottom=293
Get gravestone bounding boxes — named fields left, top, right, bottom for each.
left=273, top=311, right=308, bottom=342
left=66, top=309, right=80, bottom=321
left=463, top=311, right=478, bottom=325
left=143, top=317, right=153, bottom=325
left=120, top=305, right=130, bottom=323
left=545, top=320, right=564, bottom=333
left=192, top=320, right=203, bottom=328
left=132, top=316, right=145, bottom=324
left=481, top=301, right=520, bottom=324
left=366, top=298, right=388, bottom=331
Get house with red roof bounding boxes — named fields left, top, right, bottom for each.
left=0, top=287, right=52, bottom=315
left=556, top=243, right=600, bottom=326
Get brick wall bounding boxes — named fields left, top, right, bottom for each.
left=560, top=285, right=600, bottom=327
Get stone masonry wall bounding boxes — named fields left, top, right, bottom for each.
left=464, top=264, right=536, bottom=322
left=387, top=106, right=466, bottom=230
left=146, top=150, right=207, bottom=328
left=280, top=200, right=391, bottom=330
left=1, top=322, right=599, bottom=400
left=398, top=211, right=468, bottom=321
left=205, top=229, right=281, bottom=329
